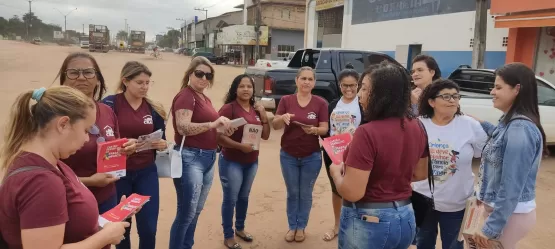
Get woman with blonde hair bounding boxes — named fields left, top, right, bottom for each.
left=56, top=52, right=138, bottom=214
left=0, top=86, right=129, bottom=249
left=102, top=61, right=167, bottom=249
left=169, top=56, right=233, bottom=249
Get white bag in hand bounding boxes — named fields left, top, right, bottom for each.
left=156, top=136, right=185, bottom=178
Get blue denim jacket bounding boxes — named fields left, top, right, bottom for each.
left=477, top=114, right=542, bottom=239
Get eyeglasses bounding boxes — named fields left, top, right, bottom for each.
left=89, top=124, right=106, bottom=143
left=340, top=84, right=358, bottom=89
left=65, top=68, right=97, bottom=80
left=193, top=70, right=214, bottom=80
left=435, top=93, right=462, bottom=101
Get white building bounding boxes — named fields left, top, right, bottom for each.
left=305, top=0, right=509, bottom=75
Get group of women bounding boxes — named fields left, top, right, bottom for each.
left=0, top=50, right=545, bottom=249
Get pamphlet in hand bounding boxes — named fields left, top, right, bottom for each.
left=320, top=133, right=352, bottom=165
left=97, top=138, right=128, bottom=178
left=216, top=118, right=247, bottom=132
left=459, top=197, right=504, bottom=249
left=241, top=124, right=263, bottom=150
left=98, top=193, right=150, bottom=227
left=292, top=121, right=313, bottom=127
left=136, top=129, right=164, bottom=152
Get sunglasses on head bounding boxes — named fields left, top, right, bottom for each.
left=193, top=70, right=214, bottom=80
left=89, top=124, right=106, bottom=143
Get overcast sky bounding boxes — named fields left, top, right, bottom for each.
left=0, top=0, right=245, bottom=40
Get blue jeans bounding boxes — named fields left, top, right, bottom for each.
left=416, top=209, right=465, bottom=249
left=169, top=147, right=217, bottom=249
left=339, top=204, right=416, bottom=249
left=218, top=155, right=258, bottom=239
left=98, top=194, right=117, bottom=214
left=115, top=164, right=160, bottom=249
left=279, top=150, right=322, bottom=230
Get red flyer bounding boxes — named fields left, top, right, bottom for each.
left=97, top=138, right=128, bottom=178
left=321, top=133, right=352, bottom=165
left=98, top=193, right=150, bottom=227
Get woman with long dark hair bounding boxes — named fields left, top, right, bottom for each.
left=321, top=68, right=364, bottom=242
left=330, top=61, right=429, bottom=249
left=217, top=74, right=271, bottom=249
left=55, top=52, right=138, bottom=214
left=471, top=63, right=546, bottom=249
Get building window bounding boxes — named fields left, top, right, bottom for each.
left=469, top=38, right=474, bottom=48
left=278, top=45, right=295, bottom=58
left=502, top=36, right=508, bottom=47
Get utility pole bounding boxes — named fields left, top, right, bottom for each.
left=194, top=7, right=208, bottom=47
left=177, top=18, right=187, bottom=48
left=124, top=19, right=127, bottom=42
left=471, top=0, right=488, bottom=68
left=26, top=0, right=32, bottom=40
left=54, top=8, right=78, bottom=39
left=82, top=24, right=84, bottom=35
left=254, top=0, right=262, bottom=62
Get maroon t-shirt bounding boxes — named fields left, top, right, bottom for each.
left=0, top=152, right=108, bottom=249
left=171, top=87, right=220, bottom=150
left=114, top=93, right=155, bottom=171
left=344, top=117, right=428, bottom=203
left=218, top=101, right=262, bottom=164
left=62, top=102, right=119, bottom=204
left=276, top=94, right=329, bottom=158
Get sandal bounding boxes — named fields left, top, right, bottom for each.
left=223, top=240, right=242, bottom=249
left=295, top=229, right=306, bottom=242
left=322, top=228, right=338, bottom=241
left=285, top=230, right=296, bottom=242
left=235, top=231, right=254, bottom=242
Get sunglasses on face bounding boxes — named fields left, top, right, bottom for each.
left=193, top=70, right=214, bottom=80
left=65, top=68, right=97, bottom=80
left=435, top=93, right=462, bottom=101
left=89, top=124, right=106, bottom=143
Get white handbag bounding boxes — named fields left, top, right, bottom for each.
left=156, top=135, right=184, bottom=178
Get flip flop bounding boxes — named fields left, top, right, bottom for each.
left=322, top=229, right=338, bottom=241
left=235, top=231, right=254, bottom=242
left=224, top=241, right=242, bottom=249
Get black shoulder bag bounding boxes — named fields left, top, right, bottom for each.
left=411, top=120, right=435, bottom=227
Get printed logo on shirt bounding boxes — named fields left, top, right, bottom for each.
left=429, top=138, right=460, bottom=183
left=104, top=126, right=115, bottom=137
left=330, top=110, right=356, bottom=136
left=307, top=112, right=317, bottom=120
left=143, top=115, right=153, bottom=124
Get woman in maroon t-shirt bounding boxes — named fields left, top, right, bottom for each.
left=217, top=74, right=271, bottom=249
left=55, top=52, right=138, bottom=214
left=272, top=66, right=329, bottom=243
left=330, top=61, right=430, bottom=249
left=0, top=86, right=128, bottom=249
left=169, top=56, right=233, bottom=249
left=102, top=61, right=168, bottom=249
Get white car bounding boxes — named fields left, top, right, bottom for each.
left=450, top=67, right=555, bottom=145
left=80, top=40, right=89, bottom=49
left=254, top=52, right=296, bottom=68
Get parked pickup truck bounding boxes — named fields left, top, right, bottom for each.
left=246, top=48, right=403, bottom=111
left=449, top=66, right=555, bottom=145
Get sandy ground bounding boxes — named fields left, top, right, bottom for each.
left=0, top=40, right=554, bottom=249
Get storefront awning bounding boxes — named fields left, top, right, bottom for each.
left=495, top=10, right=555, bottom=28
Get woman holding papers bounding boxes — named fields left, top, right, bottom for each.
left=470, top=63, right=545, bottom=249
left=217, top=74, right=271, bottom=249
left=330, top=61, right=429, bottom=249
left=56, top=52, right=138, bottom=214
left=321, top=68, right=365, bottom=242
left=169, top=56, right=234, bottom=249
left=102, top=61, right=167, bottom=249
left=0, top=86, right=128, bottom=249
left=272, top=66, right=329, bottom=243
left=413, top=79, right=488, bottom=249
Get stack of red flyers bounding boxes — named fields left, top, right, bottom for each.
left=98, top=193, right=150, bottom=227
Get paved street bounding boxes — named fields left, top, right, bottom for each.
left=0, top=40, right=553, bottom=249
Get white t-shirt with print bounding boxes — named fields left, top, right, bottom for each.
left=413, top=115, right=488, bottom=212
left=330, top=96, right=362, bottom=136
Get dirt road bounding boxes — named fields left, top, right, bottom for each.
left=0, top=40, right=553, bottom=249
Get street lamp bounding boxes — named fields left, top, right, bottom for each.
left=54, top=7, right=78, bottom=39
